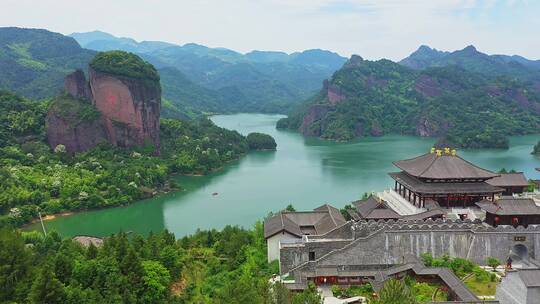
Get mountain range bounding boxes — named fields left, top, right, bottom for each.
left=0, top=27, right=346, bottom=118
left=69, top=30, right=347, bottom=114
left=278, top=46, right=540, bottom=148
left=399, top=45, right=540, bottom=80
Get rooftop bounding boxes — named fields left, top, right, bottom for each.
left=263, top=204, right=346, bottom=239
left=390, top=171, right=503, bottom=194
left=518, top=268, right=540, bottom=287
left=393, top=151, right=498, bottom=180
left=486, top=172, right=529, bottom=187
left=476, top=198, right=540, bottom=215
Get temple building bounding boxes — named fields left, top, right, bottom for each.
left=476, top=198, right=540, bottom=228
left=264, top=204, right=346, bottom=262
left=389, top=148, right=504, bottom=209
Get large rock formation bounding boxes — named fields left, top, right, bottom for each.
left=46, top=94, right=108, bottom=153
left=46, top=51, right=161, bottom=154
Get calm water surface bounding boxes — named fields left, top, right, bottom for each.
left=29, top=114, right=540, bottom=237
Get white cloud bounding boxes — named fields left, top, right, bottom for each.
left=0, top=0, right=538, bottom=60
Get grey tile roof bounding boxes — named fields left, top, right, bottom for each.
left=518, top=269, right=540, bottom=287
left=401, top=209, right=445, bottom=220
left=263, top=212, right=303, bottom=238
left=390, top=171, right=504, bottom=194
left=364, top=209, right=401, bottom=219
left=476, top=198, right=540, bottom=215
left=353, top=196, right=400, bottom=219
left=263, top=204, right=346, bottom=239
left=410, top=265, right=478, bottom=302
left=393, top=153, right=498, bottom=179
left=487, top=172, right=529, bottom=187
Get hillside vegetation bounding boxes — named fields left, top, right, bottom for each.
left=0, top=27, right=95, bottom=99
left=71, top=30, right=347, bottom=114
left=90, top=50, right=160, bottom=81
left=0, top=91, right=276, bottom=226
left=278, top=52, right=540, bottom=149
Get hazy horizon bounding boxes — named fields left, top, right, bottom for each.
left=2, top=0, right=539, bottom=61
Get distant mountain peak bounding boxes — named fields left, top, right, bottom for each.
left=461, top=45, right=479, bottom=53
left=342, top=55, right=364, bottom=68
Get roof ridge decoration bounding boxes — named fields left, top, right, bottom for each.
left=394, top=149, right=498, bottom=179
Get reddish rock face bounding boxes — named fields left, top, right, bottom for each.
left=414, top=75, right=441, bottom=98
left=89, top=67, right=161, bottom=153
left=416, top=117, right=449, bottom=137
left=46, top=107, right=107, bottom=153
left=299, top=104, right=331, bottom=136
left=323, top=80, right=346, bottom=106
left=64, top=70, right=92, bottom=100
left=46, top=66, right=161, bottom=154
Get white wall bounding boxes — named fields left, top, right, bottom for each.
left=267, top=231, right=300, bottom=262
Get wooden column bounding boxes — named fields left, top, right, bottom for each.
left=395, top=181, right=398, bottom=191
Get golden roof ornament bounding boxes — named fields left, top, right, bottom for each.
left=436, top=149, right=442, bottom=156
left=430, top=147, right=436, bottom=154
left=451, top=149, right=457, bottom=156
left=444, top=147, right=450, bottom=155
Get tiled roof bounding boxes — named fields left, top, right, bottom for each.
left=390, top=171, right=504, bottom=194
left=476, top=198, right=540, bottom=215
left=487, top=172, right=529, bottom=187
left=263, top=204, right=346, bottom=239
left=393, top=153, right=498, bottom=179
left=518, top=269, right=540, bottom=287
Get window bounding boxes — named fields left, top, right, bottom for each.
left=309, top=251, right=315, bottom=261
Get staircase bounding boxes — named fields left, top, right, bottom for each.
left=376, top=189, right=424, bottom=216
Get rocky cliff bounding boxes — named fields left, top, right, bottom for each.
left=46, top=51, right=161, bottom=154
left=46, top=94, right=107, bottom=153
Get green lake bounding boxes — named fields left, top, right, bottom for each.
left=28, top=113, right=540, bottom=237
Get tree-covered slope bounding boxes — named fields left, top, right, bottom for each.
left=278, top=55, right=540, bottom=148
left=0, top=28, right=248, bottom=119
left=0, top=27, right=96, bottom=99
left=70, top=31, right=347, bottom=113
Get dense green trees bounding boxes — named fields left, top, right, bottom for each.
left=247, top=132, right=278, bottom=150
left=0, top=225, right=278, bottom=303
left=374, top=279, right=417, bottom=304
left=278, top=57, right=540, bottom=149
left=0, top=91, right=274, bottom=225
left=90, top=50, right=159, bottom=81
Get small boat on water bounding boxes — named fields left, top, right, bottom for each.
left=212, top=192, right=218, bottom=196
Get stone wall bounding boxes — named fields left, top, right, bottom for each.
left=282, top=219, right=540, bottom=279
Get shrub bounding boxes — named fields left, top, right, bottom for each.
left=246, top=132, right=277, bottom=150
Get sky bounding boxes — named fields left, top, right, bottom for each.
left=1, top=0, right=539, bottom=61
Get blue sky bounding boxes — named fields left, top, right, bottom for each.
left=1, top=0, right=539, bottom=61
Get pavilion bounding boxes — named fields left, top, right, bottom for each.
left=389, top=148, right=504, bottom=208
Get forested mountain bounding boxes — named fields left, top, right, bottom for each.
left=0, top=27, right=95, bottom=99
left=0, top=27, right=228, bottom=119
left=399, top=45, right=540, bottom=81
left=70, top=31, right=347, bottom=113
left=278, top=55, right=540, bottom=148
